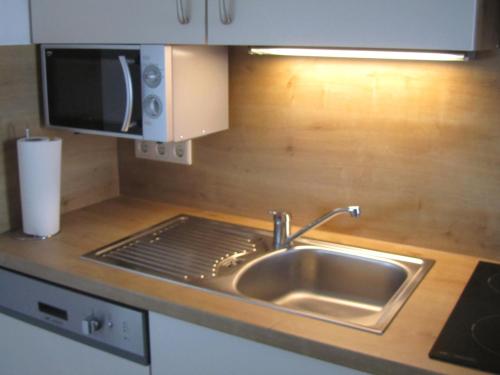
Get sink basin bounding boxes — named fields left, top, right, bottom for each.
left=83, top=215, right=433, bottom=334
left=233, top=243, right=433, bottom=333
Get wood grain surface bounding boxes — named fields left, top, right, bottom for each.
left=119, top=47, right=500, bottom=260
left=0, top=45, right=120, bottom=233
left=0, top=197, right=486, bottom=374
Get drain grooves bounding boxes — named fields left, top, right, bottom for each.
left=84, top=216, right=267, bottom=282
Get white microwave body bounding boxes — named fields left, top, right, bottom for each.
left=41, top=44, right=228, bottom=142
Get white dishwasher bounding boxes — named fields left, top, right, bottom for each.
left=0, top=267, right=149, bottom=375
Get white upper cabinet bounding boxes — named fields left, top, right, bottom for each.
left=31, top=0, right=206, bottom=44
left=207, top=0, right=499, bottom=51
left=30, top=0, right=499, bottom=51
left=0, top=0, right=31, bottom=45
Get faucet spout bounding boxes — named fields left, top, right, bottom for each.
left=270, top=206, right=361, bottom=250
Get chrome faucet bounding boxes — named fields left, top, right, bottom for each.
left=269, top=206, right=361, bottom=250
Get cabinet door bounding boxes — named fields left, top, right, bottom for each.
left=207, top=0, right=482, bottom=51
left=31, top=0, right=205, bottom=44
left=0, top=0, right=30, bottom=45
left=150, top=312, right=366, bottom=375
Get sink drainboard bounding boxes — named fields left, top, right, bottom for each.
left=84, top=216, right=270, bottom=282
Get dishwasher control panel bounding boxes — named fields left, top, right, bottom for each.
left=0, top=267, right=149, bottom=364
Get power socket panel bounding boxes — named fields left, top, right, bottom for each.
left=135, top=140, right=192, bottom=165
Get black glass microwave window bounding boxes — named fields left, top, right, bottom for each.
left=45, top=49, right=142, bottom=135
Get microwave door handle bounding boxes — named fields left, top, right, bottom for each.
left=118, top=55, right=133, bottom=133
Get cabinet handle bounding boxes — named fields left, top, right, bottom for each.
left=176, top=0, right=190, bottom=24
left=218, top=0, right=232, bottom=25
left=118, top=56, right=133, bottom=133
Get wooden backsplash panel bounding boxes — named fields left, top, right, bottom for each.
left=119, top=47, right=500, bottom=258
left=0, top=45, right=119, bottom=233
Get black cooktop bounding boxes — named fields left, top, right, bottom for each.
left=430, top=261, right=500, bottom=373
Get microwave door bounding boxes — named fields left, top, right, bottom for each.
left=44, top=48, right=143, bottom=137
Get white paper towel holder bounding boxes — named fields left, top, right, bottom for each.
left=15, top=128, right=62, bottom=240
left=13, top=130, right=60, bottom=239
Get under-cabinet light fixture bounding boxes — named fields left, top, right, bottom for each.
left=249, top=48, right=469, bottom=62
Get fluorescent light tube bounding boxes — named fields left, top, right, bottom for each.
left=249, top=48, right=468, bottom=62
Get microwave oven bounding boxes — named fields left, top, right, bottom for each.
left=40, top=45, right=228, bottom=142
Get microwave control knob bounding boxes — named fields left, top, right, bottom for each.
left=143, top=65, right=162, bottom=88
left=143, top=95, right=163, bottom=118
left=81, top=317, right=102, bottom=335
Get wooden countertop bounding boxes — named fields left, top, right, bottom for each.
left=0, top=196, right=488, bottom=374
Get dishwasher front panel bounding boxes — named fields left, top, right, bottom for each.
left=0, top=267, right=149, bottom=365
left=0, top=312, right=150, bottom=375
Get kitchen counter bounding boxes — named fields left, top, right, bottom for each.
left=0, top=196, right=487, bottom=374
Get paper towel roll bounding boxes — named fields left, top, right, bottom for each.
left=17, top=136, right=62, bottom=237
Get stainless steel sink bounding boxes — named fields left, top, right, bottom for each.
left=233, top=244, right=431, bottom=333
left=84, top=215, right=433, bottom=334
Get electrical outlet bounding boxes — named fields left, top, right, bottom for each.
left=135, top=140, right=153, bottom=159
left=135, top=140, right=192, bottom=165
